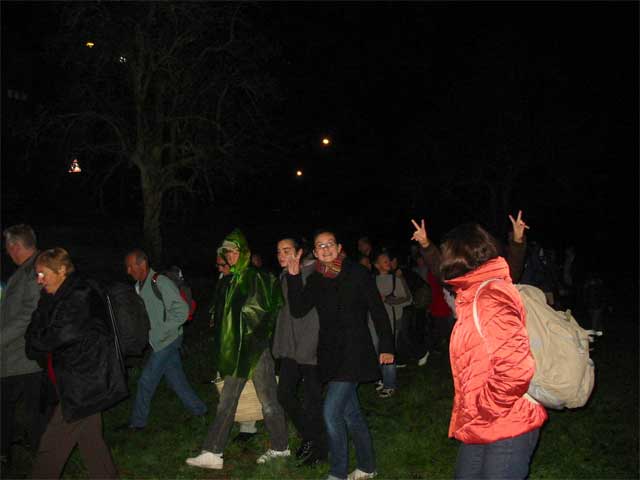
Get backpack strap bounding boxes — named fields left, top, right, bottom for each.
left=87, top=279, right=126, bottom=375
left=472, top=278, right=540, bottom=405
left=151, top=273, right=167, bottom=323
left=472, top=278, right=501, bottom=338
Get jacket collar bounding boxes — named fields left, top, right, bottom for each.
left=445, top=257, right=511, bottom=302
left=17, top=251, right=39, bottom=273
left=51, top=271, right=82, bottom=302
left=137, top=267, right=156, bottom=293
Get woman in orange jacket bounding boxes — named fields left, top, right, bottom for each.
left=421, top=222, right=547, bottom=479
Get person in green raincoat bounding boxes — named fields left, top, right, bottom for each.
left=186, top=229, right=290, bottom=470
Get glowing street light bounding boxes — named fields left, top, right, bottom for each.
left=296, top=169, right=303, bottom=177
left=68, top=158, right=81, bottom=173
left=85, top=41, right=95, bottom=48
left=321, top=137, right=331, bottom=146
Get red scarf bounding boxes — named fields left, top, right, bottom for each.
left=316, top=252, right=346, bottom=279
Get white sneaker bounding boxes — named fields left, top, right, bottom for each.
left=374, top=380, right=384, bottom=392
left=185, top=450, right=223, bottom=469
left=418, top=351, right=430, bottom=367
left=348, top=468, right=378, bottom=480
left=377, top=387, right=395, bottom=399
left=256, top=448, right=291, bottom=464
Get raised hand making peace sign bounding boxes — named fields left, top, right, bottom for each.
left=410, top=218, right=431, bottom=249
left=508, top=210, right=530, bottom=244
left=285, top=249, right=303, bottom=275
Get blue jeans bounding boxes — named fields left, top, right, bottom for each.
left=454, top=428, right=540, bottom=479
left=323, top=382, right=375, bottom=479
left=130, top=335, right=206, bottom=428
left=381, top=363, right=397, bottom=389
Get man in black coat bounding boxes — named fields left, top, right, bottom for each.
left=285, top=230, right=394, bottom=480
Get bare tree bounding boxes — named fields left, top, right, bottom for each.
left=39, top=2, right=278, bottom=262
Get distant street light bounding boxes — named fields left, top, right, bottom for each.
left=296, top=169, right=303, bottom=177
left=68, top=158, right=81, bottom=173
left=85, top=41, right=95, bottom=48
left=321, top=137, right=331, bottom=146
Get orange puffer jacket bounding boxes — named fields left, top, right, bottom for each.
left=446, top=257, right=547, bottom=444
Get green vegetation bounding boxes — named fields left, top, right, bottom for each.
left=5, top=293, right=637, bottom=479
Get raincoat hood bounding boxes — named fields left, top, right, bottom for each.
left=218, top=229, right=251, bottom=276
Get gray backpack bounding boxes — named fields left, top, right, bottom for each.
left=473, top=280, right=598, bottom=410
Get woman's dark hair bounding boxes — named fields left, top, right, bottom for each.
left=312, top=228, right=340, bottom=245
left=439, top=223, right=500, bottom=280
left=278, top=237, right=300, bottom=251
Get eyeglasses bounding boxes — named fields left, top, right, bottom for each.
left=315, top=240, right=337, bottom=250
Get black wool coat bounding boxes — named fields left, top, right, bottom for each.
left=287, top=258, right=394, bottom=383
left=25, top=273, right=128, bottom=422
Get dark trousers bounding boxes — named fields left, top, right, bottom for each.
left=454, top=428, right=540, bottom=480
left=203, top=349, right=288, bottom=454
left=277, top=358, right=326, bottom=454
left=31, top=405, right=118, bottom=479
left=1, top=372, right=48, bottom=459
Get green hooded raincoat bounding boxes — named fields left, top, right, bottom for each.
left=211, top=229, right=283, bottom=378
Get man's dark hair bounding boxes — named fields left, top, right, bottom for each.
left=126, top=248, right=149, bottom=265
left=440, top=223, right=500, bottom=281
left=371, top=249, right=389, bottom=264
left=3, top=224, right=37, bottom=249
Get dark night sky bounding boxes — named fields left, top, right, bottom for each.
left=2, top=2, right=638, bottom=265
left=257, top=3, right=638, bottom=249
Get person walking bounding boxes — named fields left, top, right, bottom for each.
left=1, top=225, right=48, bottom=467
left=186, top=229, right=289, bottom=470
left=25, top=248, right=128, bottom=479
left=273, top=237, right=326, bottom=465
left=124, top=249, right=206, bottom=430
left=285, top=230, right=394, bottom=480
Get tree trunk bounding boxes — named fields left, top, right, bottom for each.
left=140, top=168, right=163, bottom=265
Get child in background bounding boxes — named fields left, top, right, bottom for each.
left=372, top=252, right=412, bottom=398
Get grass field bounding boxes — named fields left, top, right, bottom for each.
left=4, top=282, right=638, bottom=479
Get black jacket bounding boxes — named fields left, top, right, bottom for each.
left=287, top=258, right=394, bottom=383
left=25, top=273, right=128, bottom=422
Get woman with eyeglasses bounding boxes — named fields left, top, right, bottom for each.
left=285, top=230, right=394, bottom=480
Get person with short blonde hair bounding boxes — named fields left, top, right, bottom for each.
left=35, top=248, right=75, bottom=276
left=26, top=247, right=127, bottom=478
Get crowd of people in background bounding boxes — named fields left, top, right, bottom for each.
left=0, top=214, right=609, bottom=479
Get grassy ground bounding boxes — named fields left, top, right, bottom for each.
left=4, top=285, right=638, bottom=480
